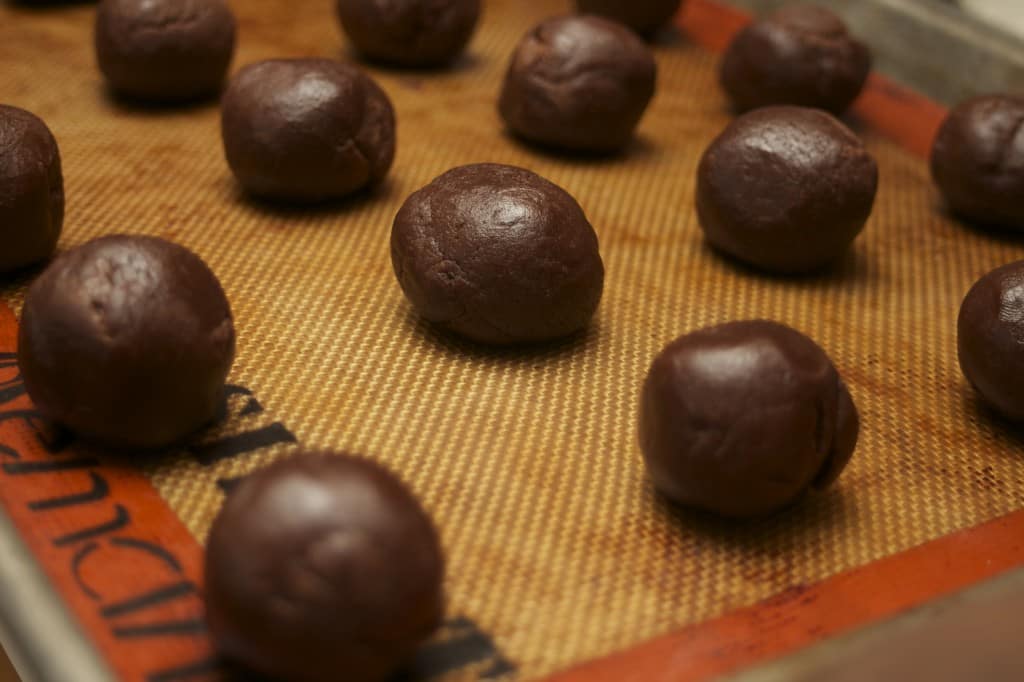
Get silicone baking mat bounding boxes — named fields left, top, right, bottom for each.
left=1, top=1, right=1024, bottom=681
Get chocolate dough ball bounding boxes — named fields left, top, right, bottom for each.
left=696, top=106, right=878, bottom=274
left=958, top=261, right=1024, bottom=420
left=336, top=0, right=481, bottom=67
left=18, top=235, right=235, bottom=450
left=205, top=452, right=445, bottom=682
left=574, top=0, right=683, bottom=36
left=95, top=0, right=237, bottom=102
left=639, top=320, right=859, bottom=518
left=221, top=58, right=396, bottom=203
left=0, top=106, right=63, bottom=274
left=391, top=163, right=604, bottom=345
left=499, top=15, right=656, bottom=153
left=931, top=95, right=1024, bottom=230
left=720, top=6, right=870, bottom=115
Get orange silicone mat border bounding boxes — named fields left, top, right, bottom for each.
left=0, top=300, right=215, bottom=682
left=0, top=2, right=1009, bottom=682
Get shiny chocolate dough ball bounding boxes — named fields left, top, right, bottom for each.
left=336, top=0, right=481, bottom=67
left=958, top=261, right=1024, bottom=420
left=18, top=235, right=235, bottom=449
left=95, top=0, right=237, bottom=102
left=696, top=106, right=878, bottom=273
left=931, top=95, right=1024, bottom=230
left=499, top=15, right=656, bottom=153
left=391, top=163, right=604, bottom=344
left=205, top=452, right=445, bottom=682
left=574, top=0, right=683, bottom=36
left=720, top=5, right=870, bottom=115
left=221, top=58, right=396, bottom=203
left=639, top=320, right=859, bottom=518
left=0, top=105, right=63, bottom=273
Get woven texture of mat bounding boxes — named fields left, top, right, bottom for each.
left=2, top=0, right=1024, bottom=680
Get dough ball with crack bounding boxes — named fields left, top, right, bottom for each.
left=390, top=163, right=605, bottom=345
left=95, top=0, right=237, bottom=102
left=336, top=0, right=481, bottom=67
left=720, top=5, right=870, bottom=115
left=639, top=320, right=859, bottom=518
left=17, top=235, right=235, bottom=450
left=499, top=15, right=657, bottom=153
left=0, top=105, right=63, bottom=274
left=931, top=94, right=1024, bottom=230
left=221, top=58, right=396, bottom=203
left=205, top=452, right=445, bottom=682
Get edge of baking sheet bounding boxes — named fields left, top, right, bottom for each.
left=729, top=561, right=1024, bottom=682
left=0, top=499, right=112, bottom=682
left=0, top=1, right=1017, bottom=682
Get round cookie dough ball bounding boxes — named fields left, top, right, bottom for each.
left=18, top=235, right=235, bottom=450
left=720, top=6, right=870, bottom=115
left=499, top=15, right=657, bottom=153
left=696, top=106, right=878, bottom=274
left=95, top=0, right=237, bottom=102
left=205, top=452, right=445, bottom=682
left=574, top=0, right=683, bottom=37
left=391, top=163, right=604, bottom=345
left=221, top=58, right=396, bottom=203
left=931, top=95, right=1024, bottom=230
left=0, top=106, right=63, bottom=274
left=336, top=0, right=481, bottom=67
left=639, top=320, right=859, bottom=518
left=958, top=261, right=1024, bottom=420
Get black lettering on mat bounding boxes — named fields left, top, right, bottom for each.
left=28, top=471, right=109, bottom=510
left=401, top=617, right=516, bottom=680
left=0, top=352, right=25, bottom=406
left=101, top=581, right=197, bottom=619
left=188, top=384, right=298, bottom=466
left=215, top=476, right=245, bottom=494
left=190, top=422, right=296, bottom=466
left=52, top=504, right=130, bottom=547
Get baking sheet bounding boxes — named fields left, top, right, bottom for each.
left=1, top=1, right=1023, bottom=680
